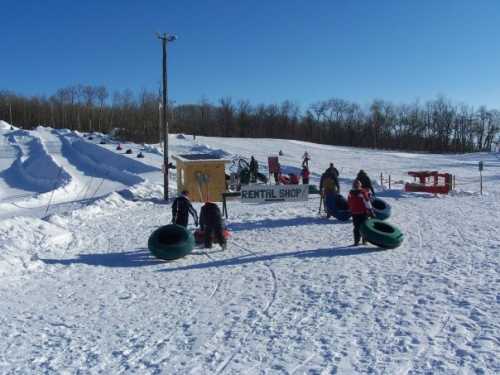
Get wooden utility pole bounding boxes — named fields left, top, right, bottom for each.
left=157, top=32, right=177, bottom=201
left=9, top=103, right=13, bottom=125
left=479, top=161, right=484, bottom=195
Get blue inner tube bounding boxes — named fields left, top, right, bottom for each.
left=360, top=219, right=404, bottom=249
left=372, top=198, right=391, bottom=220
left=148, top=224, right=195, bottom=260
left=327, top=194, right=351, bottom=221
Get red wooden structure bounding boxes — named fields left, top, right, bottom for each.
left=404, top=171, right=453, bottom=194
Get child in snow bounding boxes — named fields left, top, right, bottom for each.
left=347, top=179, right=373, bottom=246
left=171, top=190, right=198, bottom=228
left=199, top=201, right=227, bottom=249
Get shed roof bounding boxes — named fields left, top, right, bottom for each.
left=173, top=153, right=231, bottom=163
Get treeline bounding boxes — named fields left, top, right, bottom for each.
left=1, top=85, right=498, bottom=153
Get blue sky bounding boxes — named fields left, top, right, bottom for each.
left=2, top=0, right=500, bottom=109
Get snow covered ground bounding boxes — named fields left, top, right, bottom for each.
left=0, top=120, right=499, bottom=374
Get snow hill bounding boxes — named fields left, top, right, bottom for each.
left=0, top=121, right=499, bottom=374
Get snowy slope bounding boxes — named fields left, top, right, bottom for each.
left=0, top=124, right=499, bottom=374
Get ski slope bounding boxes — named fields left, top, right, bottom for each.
left=0, top=121, right=499, bottom=374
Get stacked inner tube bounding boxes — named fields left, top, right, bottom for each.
left=371, top=198, right=391, bottom=220
left=148, top=224, right=195, bottom=260
left=360, top=219, right=404, bottom=249
left=194, top=229, right=231, bottom=244
left=326, top=194, right=352, bottom=221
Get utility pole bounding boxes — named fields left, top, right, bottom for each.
left=9, top=103, right=13, bottom=125
left=157, top=32, right=177, bottom=201
left=158, top=102, right=163, bottom=148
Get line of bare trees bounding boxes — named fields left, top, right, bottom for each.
left=1, top=85, right=498, bottom=153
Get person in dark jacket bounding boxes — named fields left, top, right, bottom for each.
left=319, top=169, right=339, bottom=194
left=171, top=190, right=198, bottom=227
left=199, top=201, right=226, bottom=249
left=326, top=163, right=339, bottom=178
left=356, top=170, right=375, bottom=196
left=249, top=156, right=259, bottom=183
left=347, top=179, right=373, bottom=246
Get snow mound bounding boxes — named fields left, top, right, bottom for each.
left=189, top=143, right=230, bottom=158
left=0, top=217, right=72, bottom=277
left=1, top=130, right=71, bottom=192
left=0, top=120, right=13, bottom=130
left=57, top=132, right=149, bottom=186
left=141, top=144, right=163, bottom=156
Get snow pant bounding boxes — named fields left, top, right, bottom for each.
left=324, top=192, right=337, bottom=215
left=352, top=214, right=368, bottom=244
left=204, top=225, right=226, bottom=248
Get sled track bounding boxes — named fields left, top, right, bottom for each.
left=215, top=241, right=278, bottom=374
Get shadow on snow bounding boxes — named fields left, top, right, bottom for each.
left=158, top=245, right=382, bottom=273
left=41, top=248, right=163, bottom=268
left=228, top=216, right=348, bottom=232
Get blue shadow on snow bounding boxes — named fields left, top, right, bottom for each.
left=228, top=216, right=349, bottom=232
left=41, top=248, right=163, bottom=268
left=157, top=245, right=381, bottom=273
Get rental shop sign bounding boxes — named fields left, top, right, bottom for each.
left=240, top=185, right=309, bottom=203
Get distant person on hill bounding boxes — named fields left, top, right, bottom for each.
left=356, top=170, right=375, bottom=196
left=347, top=179, right=373, bottom=246
left=301, top=166, right=310, bottom=184
left=249, top=156, right=259, bottom=183
left=302, top=151, right=310, bottom=168
left=199, top=201, right=227, bottom=249
left=171, top=190, right=198, bottom=228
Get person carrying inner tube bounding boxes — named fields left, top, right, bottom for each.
left=347, top=179, right=374, bottom=246
left=249, top=156, right=259, bottom=183
left=356, top=169, right=375, bottom=196
left=171, top=190, right=198, bottom=228
left=320, top=167, right=340, bottom=217
left=199, top=201, right=227, bottom=250
left=326, top=162, right=339, bottom=179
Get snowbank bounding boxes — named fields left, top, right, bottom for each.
left=0, top=217, right=72, bottom=277
left=1, top=130, right=71, bottom=192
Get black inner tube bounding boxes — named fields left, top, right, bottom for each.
left=158, top=227, right=187, bottom=245
left=336, top=196, right=349, bottom=210
left=372, top=199, right=386, bottom=210
left=373, top=221, right=395, bottom=234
